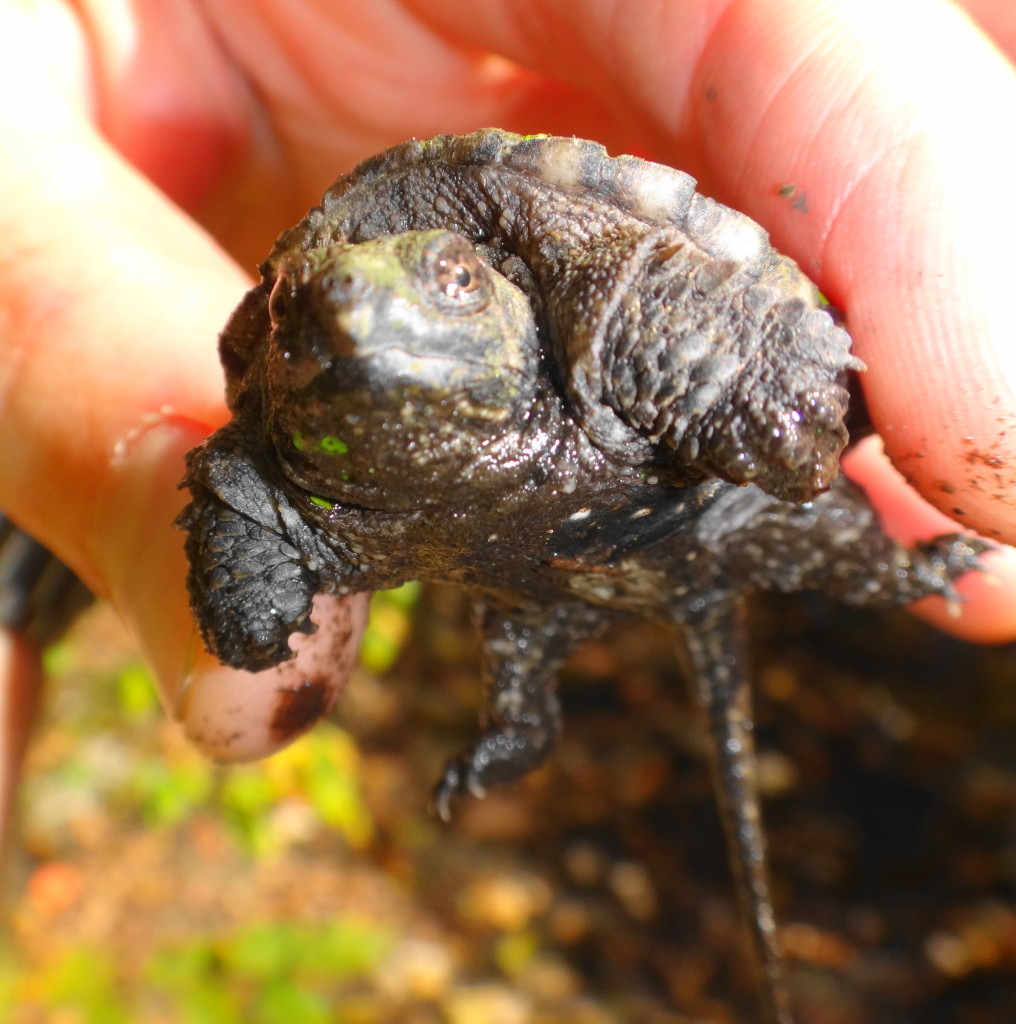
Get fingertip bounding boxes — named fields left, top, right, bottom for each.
left=679, top=0, right=1016, bottom=549
left=89, top=412, right=373, bottom=761
left=176, top=594, right=370, bottom=762
left=909, top=549, right=1016, bottom=645
left=843, top=436, right=1016, bottom=643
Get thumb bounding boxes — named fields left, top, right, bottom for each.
left=0, top=8, right=368, bottom=755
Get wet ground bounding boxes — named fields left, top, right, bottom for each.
left=5, top=585, right=1016, bottom=1023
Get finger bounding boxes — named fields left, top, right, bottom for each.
left=0, top=633, right=44, bottom=863
left=956, top=0, right=1016, bottom=62
left=179, top=594, right=369, bottom=761
left=64, top=0, right=1016, bottom=641
left=394, top=0, right=1016, bottom=638
left=72, top=0, right=252, bottom=210
left=684, top=0, right=1016, bottom=634
left=843, top=439, right=1016, bottom=643
left=186, top=0, right=641, bottom=263
left=0, top=5, right=242, bottom=562
left=0, top=6, right=368, bottom=743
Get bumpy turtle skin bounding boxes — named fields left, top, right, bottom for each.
left=179, top=131, right=988, bottom=1024
left=178, top=429, right=326, bottom=670
left=219, top=130, right=860, bottom=503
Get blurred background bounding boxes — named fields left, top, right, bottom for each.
left=3, top=579, right=1016, bottom=1024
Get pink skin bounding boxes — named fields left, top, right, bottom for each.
left=179, top=595, right=370, bottom=762
left=0, top=633, right=43, bottom=855
left=1, top=1, right=1015, bottom=840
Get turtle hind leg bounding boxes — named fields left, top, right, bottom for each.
left=433, top=597, right=609, bottom=821
left=676, top=600, right=794, bottom=1024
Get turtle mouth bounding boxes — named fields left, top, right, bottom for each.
left=278, top=338, right=527, bottom=417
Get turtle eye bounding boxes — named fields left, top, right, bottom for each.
left=447, top=263, right=474, bottom=293
left=430, top=237, right=491, bottom=310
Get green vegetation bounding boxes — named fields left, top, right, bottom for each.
left=5, top=593, right=422, bottom=1024
left=0, top=916, right=394, bottom=1024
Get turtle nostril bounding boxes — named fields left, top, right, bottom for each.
left=268, top=275, right=296, bottom=325
left=319, top=272, right=360, bottom=305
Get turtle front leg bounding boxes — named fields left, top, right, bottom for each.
left=676, top=601, right=794, bottom=1024
left=177, top=423, right=362, bottom=672
left=433, top=597, right=608, bottom=820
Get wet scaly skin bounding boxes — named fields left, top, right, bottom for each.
left=180, top=131, right=987, bottom=1024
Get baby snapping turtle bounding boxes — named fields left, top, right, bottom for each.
left=179, top=130, right=985, bottom=1023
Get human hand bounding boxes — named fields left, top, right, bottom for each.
left=1, top=0, right=1014, bottom=813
